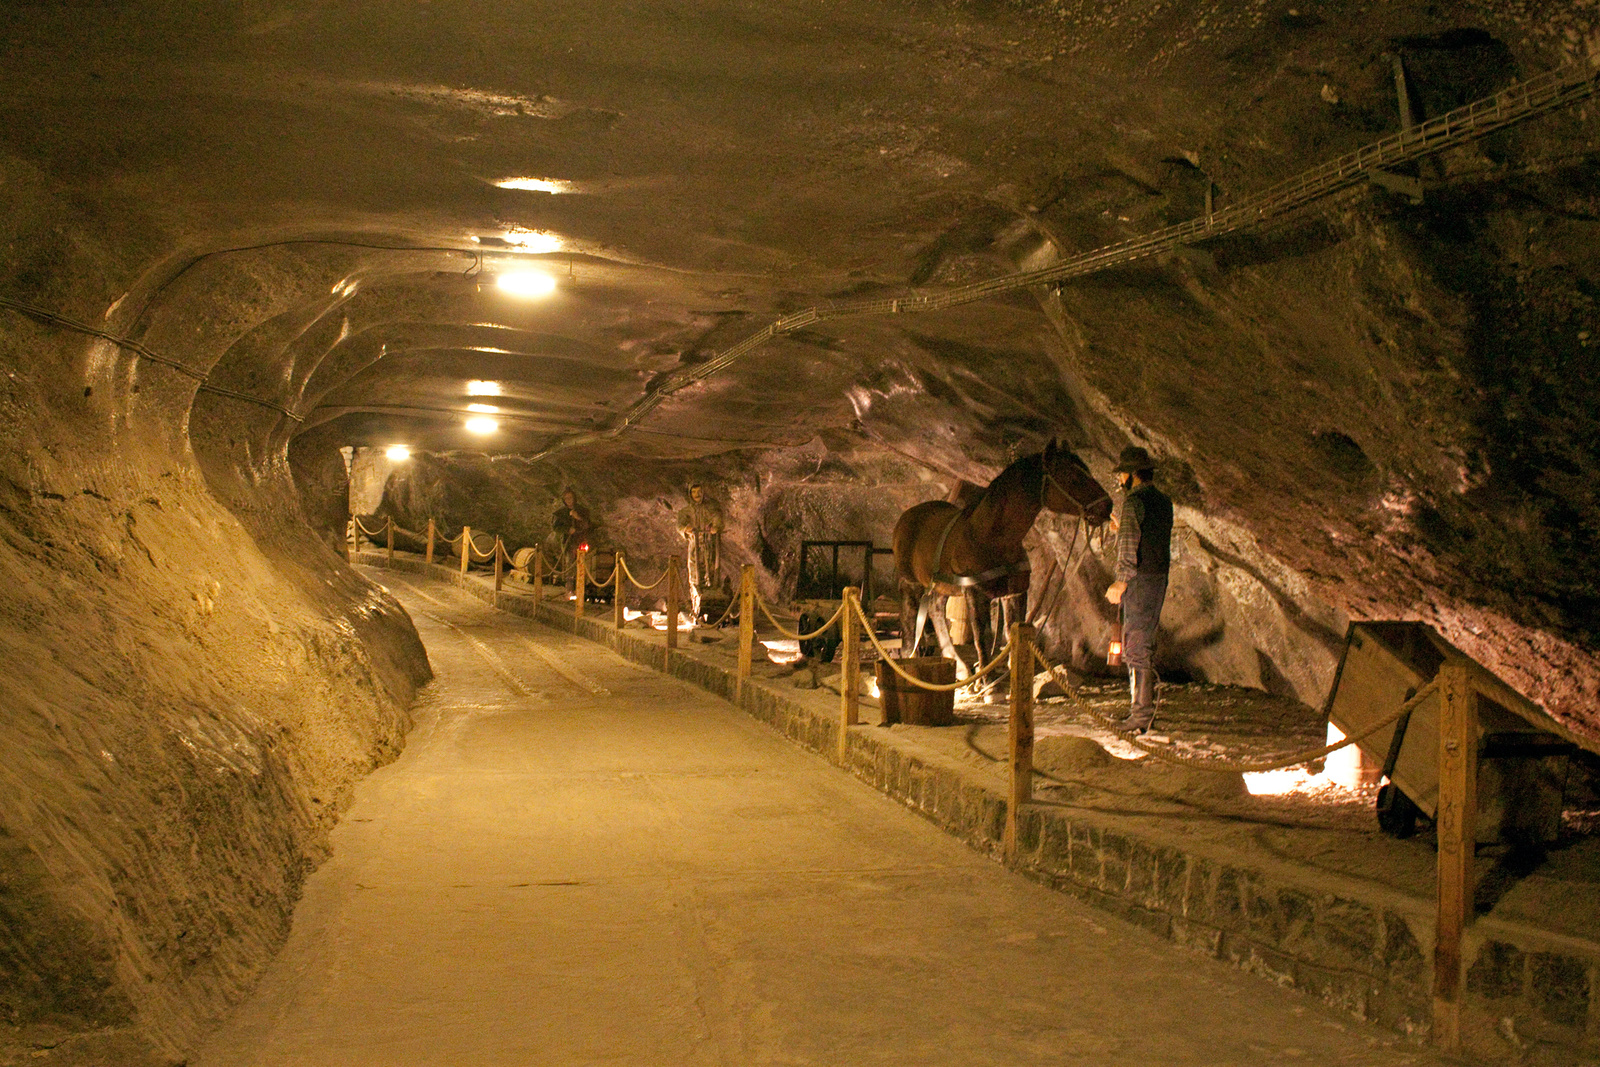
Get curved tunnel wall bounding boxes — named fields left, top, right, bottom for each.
left=0, top=198, right=432, bottom=1061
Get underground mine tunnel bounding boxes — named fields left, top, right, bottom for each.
left=4, top=2, right=1600, bottom=1064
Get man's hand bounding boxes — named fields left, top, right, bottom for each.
left=1104, top=580, right=1126, bottom=605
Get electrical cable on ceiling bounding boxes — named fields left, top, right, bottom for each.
left=522, top=48, right=1600, bottom=463
left=0, top=295, right=305, bottom=422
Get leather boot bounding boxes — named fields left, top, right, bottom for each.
left=1117, top=668, right=1157, bottom=733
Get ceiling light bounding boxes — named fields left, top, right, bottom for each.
left=495, top=271, right=557, bottom=298
left=467, top=403, right=499, bottom=413
left=466, top=380, right=502, bottom=396
left=465, top=415, right=500, bottom=435
left=492, top=177, right=572, bottom=193
left=385, top=444, right=412, bottom=461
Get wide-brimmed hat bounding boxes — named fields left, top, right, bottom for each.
left=1112, top=445, right=1156, bottom=474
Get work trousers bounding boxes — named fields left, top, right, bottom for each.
left=1121, top=573, right=1168, bottom=721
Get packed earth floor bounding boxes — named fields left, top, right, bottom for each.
left=191, top=572, right=1459, bottom=1066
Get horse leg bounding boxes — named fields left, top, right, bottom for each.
left=898, top=582, right=920, bottom=658
left=929, top=596, right=969, bottom=680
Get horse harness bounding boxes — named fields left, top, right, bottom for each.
left=927, top=457, right=1084, bottom=588
left=907, top=455, right=1080, bottom=657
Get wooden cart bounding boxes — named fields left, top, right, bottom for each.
left=1325, top=622, right=1575, bottom=844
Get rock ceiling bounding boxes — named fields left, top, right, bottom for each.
left=3, top=0, right=1600, bottom=728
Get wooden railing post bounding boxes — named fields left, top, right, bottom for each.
left=735, top=565, right=756, bottom=701
left=574, top=547, right=587, bottom=627
left=425, top=518, right=435, bottom=566
left=839, top=587, right=860, bottom=764
left=385, top=517, right=394, bottom=565
left=493, top=538, right=505, bottom=592
left=460, top=526, right=471, bottom=576
left=1004, top=623, right=1036, bottom=863
left=1434, top=663, right=1479, bottom=1051
left=533, top=551, right=544, bottom=606
left=666, top=555, right=681, bottom=650
left=346, top=517, right=356, bottom=558
left=613, top=551, right=627, bottom=629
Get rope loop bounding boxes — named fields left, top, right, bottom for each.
left=851, top=596, right=1011, bottom=692
left=619, top=555, right=670, bottom=591
left=754, top=592, right=845, bottom=641
left=354, top=516, right=389, bottom=538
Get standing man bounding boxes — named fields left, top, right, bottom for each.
left=676, top=483, right=723, bottom=617
left=1104, top=446, right=1173, bottom=735
left=551, top=488, right=591, bottom=585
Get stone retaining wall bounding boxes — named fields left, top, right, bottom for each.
left=362, top=552, right=1600, bottom=1061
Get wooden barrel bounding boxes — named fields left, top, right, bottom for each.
left=876, top=657, right=956, bottom=726
left=510, top=547, right=540, bottom=583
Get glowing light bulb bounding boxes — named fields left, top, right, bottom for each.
left=465, top=415, right=500, bottom=435
left=467, top=403, right=500, bottom=413
left=384, top=445, right=412, bottom=462
left=466, top=380, right=502, bottom=396
left=495, top=271, right=557, bottom=298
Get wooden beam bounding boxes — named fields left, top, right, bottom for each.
left=1433, top=663, right=1478, bottom=1050
left=1004, top=623, right=1035, bottom=863
left=736, top=565, right=755, bottom=701
left=839, top=587, right=860, bottom=764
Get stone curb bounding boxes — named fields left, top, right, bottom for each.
left=360, top=551, right=1600, bottom=1057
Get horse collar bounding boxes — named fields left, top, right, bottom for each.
left=929, top=509, right=1031, bottom=588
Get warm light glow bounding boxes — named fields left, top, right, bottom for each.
left=1243, top=768, right=1322, bottom=796
left=466, top=380, right=502, bottom=396
left=464, top=415, right=500, bottom=435
left=467, top=403, right=500, bottom=413
left=1323, top=721, right=1371, bottom=790
left=867, top=680, right=881, bottom=699
left=503, top=229, right=563, bottom=253
left=1108, top=640, right=1123, bottom=656
left=384, top=445, right=412, bottom=462
left=624, top=607, right=645, bottom=622
left=493, top=177, right=573, bottom=193
left=495, top=271, right=557, bottom=298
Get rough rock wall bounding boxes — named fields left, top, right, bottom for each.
left=0, top=189, right=430, bottom=1064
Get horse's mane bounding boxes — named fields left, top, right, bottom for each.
left=963, top=451, right=1044, bottom=516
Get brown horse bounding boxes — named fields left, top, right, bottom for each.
left=893, top=440, right=1112, bottom=682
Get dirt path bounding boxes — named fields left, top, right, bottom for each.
left=194, top=574, right=1446, bottom=1066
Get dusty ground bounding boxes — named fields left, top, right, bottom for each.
left=193, top=571, right=1455, bottom=1066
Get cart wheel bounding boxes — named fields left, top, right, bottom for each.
left=1376, top=782, right=1420, bottom=838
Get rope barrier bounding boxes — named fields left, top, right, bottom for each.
left=354, top=516, right=390, bottom=538
left=852, top=596, right=1012, bottom=692
left=754, top=594, right=847, bottom=642
left=618, top=555, right=670, bottom=591
left=704, top=592, right=740, bottom=628
left=1031, top=648, right=1433, bottom=774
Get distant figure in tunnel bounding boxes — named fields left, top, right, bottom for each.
left=1104, top=446, right=1173, bottom=735
left=676, top=483, right=724, bottom=617
left=551, top=488, right=592, bottom=585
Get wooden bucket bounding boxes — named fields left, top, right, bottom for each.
left=876, top=657, right=956, bottom=726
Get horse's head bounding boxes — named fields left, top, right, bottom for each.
left=1041, top=439, right=1113, bottom=526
